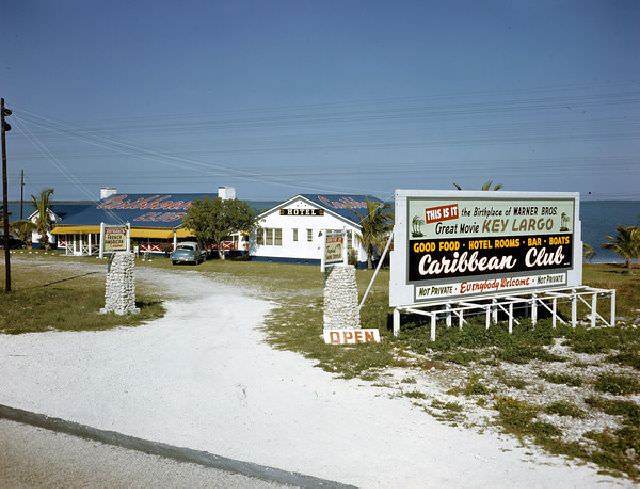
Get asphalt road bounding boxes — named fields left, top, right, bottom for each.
left=0, top=418, right=294, bottom=488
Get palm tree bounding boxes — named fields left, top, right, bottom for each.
left=582, top=242, right=596, bottom=263
left=31, top=188, right=54, bottom=250
left=452, top=180, right=503, bottom=191
left=602, top=225, right=638, bottom=271
left=11, top=220, right=36, bottom=245
left=355, top=201, right=393, bottom=269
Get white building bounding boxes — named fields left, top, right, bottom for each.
left=251, top=194, right=385, bottom=268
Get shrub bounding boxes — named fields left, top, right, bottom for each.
left=594, top=373, right=640, bottom=396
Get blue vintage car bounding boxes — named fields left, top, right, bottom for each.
left=170, top=241, right=207, bottom=265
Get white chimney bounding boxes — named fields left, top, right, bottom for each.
left=100, top=187, right=117, bottom=199
left=218, top=186, right=236, bottom=200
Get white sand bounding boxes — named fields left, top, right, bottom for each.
left=0, top=264, right=631, bottom=488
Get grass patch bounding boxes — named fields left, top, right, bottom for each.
left=594, top=372, right=640, bottom=396
left=544, top=401, right=587, bottom=418
left=0, top=262, right=164, bottom=333
left=585, top=397, right=640, bottom=425
left=538, top=371, right=583, bottom=387
left=403, top=389, right=427, bottom=400
left=584, top=429, right=640, bottom=480
left=432, top=350, right=482, bottom=366
left=607, top=351, right=640, bottom=370
left=401, top=377, right=417, bottom=384
left=494, top=397, right=541, bottom=436
left=461, top=373, right=491, bottom=396
left=494, top=370, right=528, bottom=389
left=431, top=399, right=464, bottom=412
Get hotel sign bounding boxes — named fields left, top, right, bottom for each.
left=389, top=191, right=582, bottom=306
left=280, top=208, right=324, bottom=216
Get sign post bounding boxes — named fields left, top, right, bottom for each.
left=98, top=222, right=138, bottom=316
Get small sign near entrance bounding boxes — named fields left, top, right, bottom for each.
left=323, top=329, right=381, bottom=344
left=104, top=226, right=128, bottom=252
left=325, top=235, right=344, bottom=263
left=100, top=222, right=131, bottom=258
left=320, top=229, right=348, bottom=272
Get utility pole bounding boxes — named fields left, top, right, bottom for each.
left=20, top=169, right=24, bottom=220
left=1, top=97, right=13, bottom=292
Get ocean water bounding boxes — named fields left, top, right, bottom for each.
left=581, top=201, right=640, bottom=263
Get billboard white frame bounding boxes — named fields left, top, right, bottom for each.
left=390, top=190, right=582, bottom=308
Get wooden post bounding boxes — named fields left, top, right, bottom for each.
left=591, top=292, right=597, bottom=328
left=571, top=289, right=577, bottom=328
left=393, top=308, right=400, bottom=337
left=491, top=298, right=498, bottom=324
left=1, top=98, right=11, bottom=292
left=99, top=223, right=105, bottom=259
left=445, top=303, right=452, bottom=328
left=531, top=294, right=538, bottom=326
left=610, top=290, right=616, bottom=327
left=430, top=313, right=436, bottom=341
left=508, top=302, right=513, bottom=334
left=485, top=306, right=490, bottom=330
left=552, top=298, right=557, bottom=329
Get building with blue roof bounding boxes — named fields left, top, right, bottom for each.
left=252, top=194, right=387, bottom=268
left=49, top=187, right=238, bottom=255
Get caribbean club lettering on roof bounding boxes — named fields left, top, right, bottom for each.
left=97, top=195, right=193, bottom=211
left=317, top=196, right=368, bottom=209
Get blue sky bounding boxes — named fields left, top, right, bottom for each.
left=2, top=0, right=639, bottom=201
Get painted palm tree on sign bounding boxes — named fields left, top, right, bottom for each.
left=602, top=225, right=639, bottom=271
left=355, top=200, right=393, bottom=269
left=31, top=188, right=54, bottom=250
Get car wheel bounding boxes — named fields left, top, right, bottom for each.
left=172, top=261, right=177, bottom=266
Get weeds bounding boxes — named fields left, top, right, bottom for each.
left=544, top=401, right=587, bottom=418
left=594, top=373, right=640, bottom=396
left=538, top=371, right=583, bottom=387
left=403, top=389, right=427, bottom=400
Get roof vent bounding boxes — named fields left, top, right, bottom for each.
left=100, top=187, right=117, bottom=199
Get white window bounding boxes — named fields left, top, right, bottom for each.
left=292, top=228, right=298, bottom=242
left=307, top=228, right=313, bottom=242
left=259, top=228, right=283, bottom=246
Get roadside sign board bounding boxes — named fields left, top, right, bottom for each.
left=325, top=234, right=344, bottom=263
left=390, top=190, right=582, bottom=306
left=104, top=226, right=128, bottom=252
left=100, top=223, right=131, bottom=258
left=320, top=229, right=348, bottom=272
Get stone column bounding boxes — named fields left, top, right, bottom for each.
left=323, top=265, right=360, bottom=329
left=99, top=251, right=140, bottom=315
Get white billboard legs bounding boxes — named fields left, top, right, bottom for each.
left=392, top=286, right=615, bottom=340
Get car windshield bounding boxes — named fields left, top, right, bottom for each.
left=176, top=244, right=195, bottom=251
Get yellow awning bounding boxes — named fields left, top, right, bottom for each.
left=129, top=228, right=195, bottom=238
left=52, top=225, right=195, bottom=239
left=129, top=228, right=173, bottom=239
left=51, top=225, right=100, bottom=235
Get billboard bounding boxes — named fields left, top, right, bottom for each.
left=389, top=191, right=581, bottom=306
